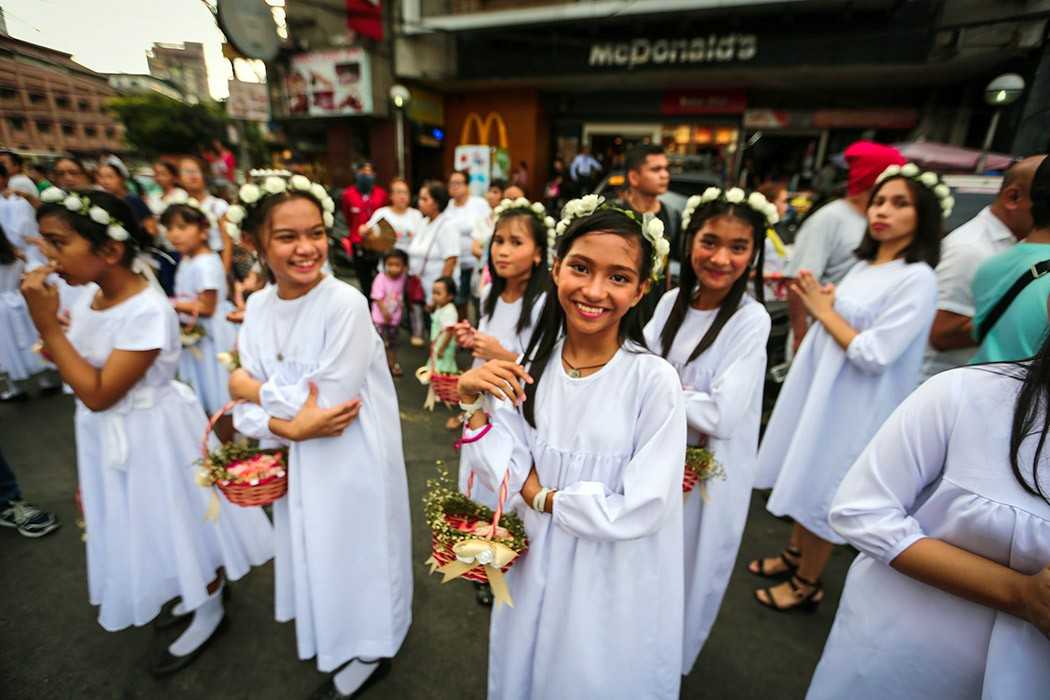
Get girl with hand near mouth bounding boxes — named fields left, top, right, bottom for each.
left=22, top=188, right=273, bottom=677
left=225, top=175, right=412, bottom=699
left=751, top=165, right=945, bottom=613
left=643, top=187, right=773, bottom=674
left=456, top=197, right=687, bottom=700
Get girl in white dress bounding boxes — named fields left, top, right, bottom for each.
left=22, top=188, right=273, bottom=676
left=0, top=225, right=48, bottom=396
left=643, top=187, right=773, bottom=674
left=458, top=198, right=687, bottom=700
left=807, top=344, right=1050, bottom=698
left=225, top=174, right=412, bottom=698
left=163, top=201, right=237, bottom=417
left=750, top=165, right=945, bottom=612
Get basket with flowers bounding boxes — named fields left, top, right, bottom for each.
left=195, top=401, right=288, bottom=508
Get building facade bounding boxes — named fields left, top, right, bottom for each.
left=107, top=73, right=185, bottom=102
left=0, top=34, right=124, bottom=157
left=147, top=42, right=210, bottom=105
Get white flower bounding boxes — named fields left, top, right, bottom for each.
left=544, top=216, right=555, bottom=229
left=107, top=224, right=129, bottom=241
left=169, top=189, right=188, bottom=204
left=881, top=164, right=901, bottom=179
left=647, top=218, right=665, bottom=239
left=88, top=206, right=110, bottom=225
left=685, top=195, right=701, bottom=210
left=514, top=197, right=529, bottom=208
left=725, top=188, right=745, bottom=204
left=941, top=195, right=955, bottom=212
left=579, top=194, right=603, bottom=212
left=239, top=183, right=261, bottom=204
left=499, top=198, right=513, bottom=209
left=323, top=211, right=334, bottom=228
left=322, top=197, right=335, bottom=214
left=556, top=220, right=568, bottom=236
left=289, top=174, right=312, bottom=191
left=900, top=163, right=919, bottom=177
left=195, top=469, right=213, bottom=487
left=700, top=187, right=721, bottom=203
left=263, top=176, right=286, bottom=195
left=476, top=548, right=494, bottom=566
left=216, top=352, right=233, bottom=370
left=531, top=202, right=545, bottom=215
left=63, top=195, right=83, bottom=212
left=225, top=222, right=241, bottom=241
left=919, top=172, right=938, bottom=187
left=764, top=203, right=780, bottom=225
left=655, top=237, right=671, bottom=258
left=40, top=187, right=66, bottom=203
left=747, top=192, right=769, bottom=210
left=225, top=205, right=245, bottom=224
left=310, top=183, right=327, bottom=201
left=934, top=184, right=950, bottom=199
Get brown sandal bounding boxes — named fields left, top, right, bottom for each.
left=747, top=546, right=800, bottom=579
left=754, top=573, right=824, bottom=613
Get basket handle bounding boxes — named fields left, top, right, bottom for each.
left=464, top=467, right=511, bottom=541
left=201, top=399, right=241, bottom=459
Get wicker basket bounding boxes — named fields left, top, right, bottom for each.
left=201, top=401, right=288, bottom=507
left=682, top=438, right=723, bottom=495
left=431, top=371, right=461, bottom=404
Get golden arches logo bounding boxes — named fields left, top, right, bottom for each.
left=460, top=112, right=508, bottom=148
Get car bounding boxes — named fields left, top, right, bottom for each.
left=941, top=174, right=1001, bottom=233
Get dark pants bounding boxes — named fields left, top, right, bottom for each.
left=0, top=448, right=22, bottom=508
left=353, top=250, right=381, bottom=305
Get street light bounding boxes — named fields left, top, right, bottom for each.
left=390, top=85, right=411, bottom=178
left=976, top=73, right=1025, bottom=173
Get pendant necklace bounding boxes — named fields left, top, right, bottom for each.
left=272, top=296, right=307, bottom=363
left=562, top=350, right=611, bottom=378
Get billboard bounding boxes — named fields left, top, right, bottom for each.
left=227, top=80, right=270, bottom=122
left=286, top=48, right=373, bottom=117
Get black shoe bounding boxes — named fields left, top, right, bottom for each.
left=155, top=585, right=231, bottom=630
left=0, top=500, right=60, bottom=538
left=149, top=615, right=228, bottom=678
left=308, top=659, right=391, bottom=699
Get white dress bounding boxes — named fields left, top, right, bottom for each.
left=175, top=252, right=236, bottom=414
left=407, top=213, right=459, bottom=304
left=66, top=285, right=273, bottom=632
left=807, top=366, right=1050, bottom=699
left=232, top=276, right=412, bottom=672
left=458, top=288, right=547, bottom=509
left=643, top=289, right=771, bottom=674
left=461, top=342, right=687, bottom=700
left=0, top=260, right=48, bottom=380
left=757, top=259, right=937, bottom=543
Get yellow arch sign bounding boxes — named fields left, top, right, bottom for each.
left=460, top=112, right=508, bottom=148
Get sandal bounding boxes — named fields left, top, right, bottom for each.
left=747, top=546, right=800, bottom=578
left=754, top=573, right=824, bottom=613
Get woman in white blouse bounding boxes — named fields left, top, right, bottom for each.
left=359, top=177, right=425, bottom=253
left=407, top=181, right=458, bottom=345
left=807, top=338, right=1050, bottom=698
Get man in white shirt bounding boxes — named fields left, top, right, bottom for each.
left=445, top=169, right=490, bottom=317
left=786, top=141, right=906, bottom=352
left=570, top=146, right=602, bottom=197
left=921, top=154, right=1046, bottom=379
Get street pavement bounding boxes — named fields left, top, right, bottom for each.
left=0, top=333, right=855, bottom=699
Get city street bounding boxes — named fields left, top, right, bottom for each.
left=0, top=336, right=855, bottom=700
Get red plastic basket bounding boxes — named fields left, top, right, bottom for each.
left=431, top=371, right=460, bottom=404
left=682, top=436, right=710, bottom=494
left=202, top=400, right=288, bottom=507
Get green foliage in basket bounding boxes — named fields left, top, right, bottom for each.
left=685, top=446, right=726, bottom=482
left=423, top=469, right=528, bottom=553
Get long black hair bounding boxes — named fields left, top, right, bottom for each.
left=521, top=207, right=654, bottom=428
left=854, top=175, right=942, bottom=268
left=659, top=201, right=766, bottom=363
left=37, top=190, right=152, bottom=267
left=483, top=210, right=551, bottom=334
left=1009, top=331, right=1050, bottom=505
left=0, top=222, right=17, bottom=265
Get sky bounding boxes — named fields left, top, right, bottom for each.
left=2, top=0, right=270, bottom=99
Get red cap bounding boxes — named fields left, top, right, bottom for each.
left=844, top=141, right=907, bottom=196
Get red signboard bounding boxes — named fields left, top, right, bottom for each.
left=661, top=90, right=747, bottom=116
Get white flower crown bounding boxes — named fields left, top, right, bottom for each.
left=225, top=173, right=336, bottom=241
left=682, top=187, right=779, bottom=232
left=554, top=194, right=671, bottom=282
left=40, top=186, right=132, bottom=242
left=162, top=190, right=217, bottom=227
left=875, top=163, right=955, bottom=219
left=492, top=197, right=557, bottom=265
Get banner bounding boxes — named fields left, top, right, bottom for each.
left=227, top=80, right=270, bottom=122
left=286, top=48, right=373, bottom=117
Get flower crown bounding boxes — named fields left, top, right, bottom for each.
left=875, top=163, right=954, bottom=219
left=225, top=173, right=336, bottom=241
left=162, top=190, right=217, bottom=227
left=682, top=187, right=779, bottom=232
left=554, top=194, right=671, bottom=282
left=40, top=186, right=132, bottom=242
left=492, top=197, right=557, bottom=264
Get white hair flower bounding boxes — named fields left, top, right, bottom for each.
left=169, top=189, right=189, bottom=205
left=514, top=197, right=529, bottom=208
left=725, top=188, right=745, bottom=204
left=578, top=194, right=603, bottom=214
left=88, top=206, right=110, bottom=225
left=531, top=202, right=546, bottom=215
left=63, top=195, right=82, bottom=212
left=941, top=195, right=955, bottom=212
left=262, top=176, right=287, bottom=195
left=900, top=163, right=919, bottom=178
left=747, top=192, right=769, bottom=210
left=322, top=197, right=335, bottom=214
left=323, top=211, right=334, bottom=228
left=764, top=203, right=780, bottom=225
left=41, top=187, right=66, bottom=204
left=107, top=224, right=129, bottom=241
left=289, top=174, right=312, bottom=191
left=655, top=237, right=671, bottom=258
left=239, top=183, right=261, bottom=204
left=881, top=164, right=902, bottom=181
left=225, top=222, right=241, bottom=241
left=556, top=220, right=568, bottom=236
left=934, top=184, right=950, bottom=199
left=648, top=218, right=665, bottom=239
left=700, top=187, right=721, bottom=203
left=225, top=205, right=245, bottom=224
left=919, top=172, right=939, bottom=187
left=544, top=216, right=555, bottom=228
left=310, top=183, right=327, bottom=201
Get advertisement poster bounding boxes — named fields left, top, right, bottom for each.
left=227, top=80, right=270, bottom=122
left=286, top=48, right=373, bottom=117
left=454, top=145, right=491, bottom=197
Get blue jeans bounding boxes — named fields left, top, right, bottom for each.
left=457, top=267, right=474, bottom=306
left=0, top=447, right=22, bottom=508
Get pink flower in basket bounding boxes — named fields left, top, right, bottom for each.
left=226, top=452, right=286, bottom=484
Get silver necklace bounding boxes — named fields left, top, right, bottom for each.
left=272, top=295, right=307, bottom=362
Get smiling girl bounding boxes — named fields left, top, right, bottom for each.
left=225, top=174, right=412, bottom=698
left=643, top=187, right=773, bottom=673
left=457, top=196, right=687, bottom=699
left=22, top=188, right=272, bottom=676
left=750, top=164, right=945, bottom=612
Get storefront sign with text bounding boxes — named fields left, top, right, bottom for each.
left=589, top=35, right=757, bottom=69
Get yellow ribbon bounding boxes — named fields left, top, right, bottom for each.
left=205, top=488, right=221, bottom=521
left=435, top=539, right=520, bottom=607
left=416, top=365, right=438, bottom=411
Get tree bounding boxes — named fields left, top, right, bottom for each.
left=107, top=94, right=228, bottom=157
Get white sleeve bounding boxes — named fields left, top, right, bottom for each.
left=364, top=207, right=386, bottom=229
left=231, top=298, right=283, bottom=443
left=783, top=208, right=833, bottom=279
left=845, top=266, right=937, bottom=374
left=196, top=256, right=225, bottom=292
left=258, top=288, right=375, bottom=420
left=460, top=398, right=534, bottom=498
left=830, top=370, right=962, bottom=563
left=552, top=364, right=687, bottom=541
left=114, top=297, right=172, bottom=352
left=642, top=290, right=678, bottom=353
left=933, top=237, right=982, bottom=317
left=684, top=308, right=770, bottom=439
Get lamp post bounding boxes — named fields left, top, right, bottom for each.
left=389, top=84, right=411, bottom=179
left=976, top=73, right=1025, bottom=173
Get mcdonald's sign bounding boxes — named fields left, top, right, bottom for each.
left=459, top=112, right=508, bottom=149
left=455, top=111, right=511, bottom=196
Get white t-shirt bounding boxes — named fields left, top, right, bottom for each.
left=7, top=174, right=37, bottom=198
left=921, top=206, right=1015, bottom=379
left=364, top=206, right=426, bottom=252
left=784, top=199, right=867, bottom=285
left=444, top=195, right=490, bottom=270
left=407, top=212, right=459, bottom=303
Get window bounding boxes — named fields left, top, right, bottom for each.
left=105, top=127, right=116, bottom=139
left=29, top=92, right=46, bottom=104
left=61, top=123, right=75, bottom=136
left=84, top=125, right=97, bottom=137
left=55, top=94, right=70, bottom=108
left=78, top=99, right=90, bottom=111
left=8, top=116, right=25, bottom=131
left=0, top=86, right=16, bottom=100
left=36, top=119, right=52, bottom=132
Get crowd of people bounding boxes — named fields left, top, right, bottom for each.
left=1, top=138, right=1050, bottom=699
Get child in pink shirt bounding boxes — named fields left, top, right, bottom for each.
left=371, top=249, right=408, bottom=376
